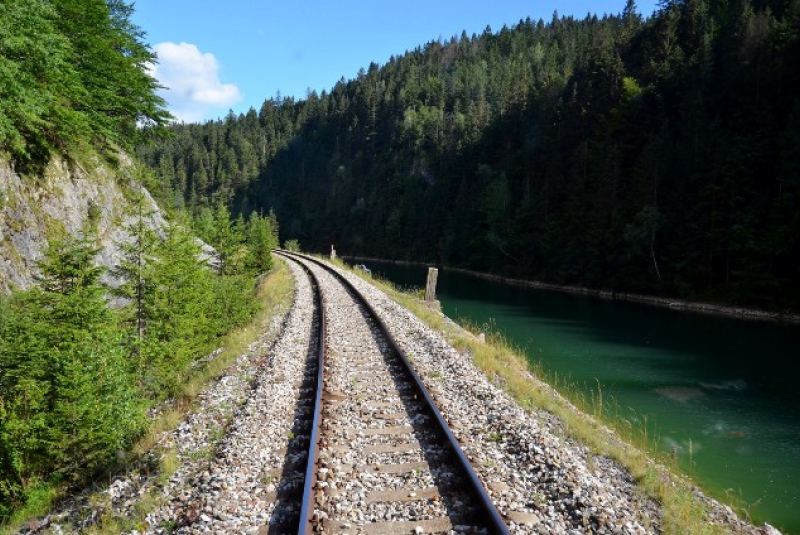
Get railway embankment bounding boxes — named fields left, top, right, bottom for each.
left=327, top=257, right=780, bottom=535
left=317, top=258, right=660, bottom=533
left=12, top=255, right=780, bottom=534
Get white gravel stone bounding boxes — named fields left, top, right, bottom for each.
left=314, top=257, right=771, bottom=534
left=18, top=254, right=776, bottom=535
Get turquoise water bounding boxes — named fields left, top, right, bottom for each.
left=361, top=261, right=800, bottom=533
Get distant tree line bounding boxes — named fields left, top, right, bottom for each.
left=0, top=204, right=279, bottom=520
left=138, top=0, right=800, bottom=310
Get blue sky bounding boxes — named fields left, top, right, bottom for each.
left=132, top=0, right=659, bottom=123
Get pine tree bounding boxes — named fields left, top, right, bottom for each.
left=112, top=188, right=160, bottom=381
left=211, top=202, right=236, bottom=274
left=0, top=289, right=51, bottom=497
left=144, top=220, right=215, bottom=396
left=246, top=212, right=278, bottom=272
left=0, top=234, right=145, bottom=498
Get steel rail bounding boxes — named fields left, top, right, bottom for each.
left=279, top=250, right=511, bottom=535
left=273, top=251, right=326, bottom=535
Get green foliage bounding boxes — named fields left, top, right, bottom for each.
left=207, top=203, right=241, bottom=275
left=137, top=220, right=216, bottom=395
left=0, top=0, right=169, bottom=167
left=193, top=204, right=278, bottom=275
left=140, top=0, right=800, bottom=311
left=0, top=0, right=80, bottom=163
left=283, top=239, right=300, bottom=252
left=0, top=235, right=145, bottom=513
left=0, top=202, right=283, bottom=520
left=189, top=207, right=275, bottom=339
left=246, top=210, right=279, bottom=272
left=111, top=190, right=160, bottom=380
left=113, top=204, right=272, bottom=399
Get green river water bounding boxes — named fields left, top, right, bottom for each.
left=358, top=260, right=800, bottom=533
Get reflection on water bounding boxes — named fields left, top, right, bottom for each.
left=699, top=379, right=748, bottom=392
left=654, top=386, right=705, bottom=402
left=359, top=260, right=800, bottom=533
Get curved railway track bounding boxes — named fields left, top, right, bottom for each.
left=275, top=251, right=510, bottom=535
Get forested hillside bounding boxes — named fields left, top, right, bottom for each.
left=1, top=0, right=281, bottom=521
left=138, top=0, right=800, bottom=310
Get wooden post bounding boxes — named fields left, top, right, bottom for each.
left=425, top=267, right=438, bottom=302
left=330, top=244, right=336, bottom=260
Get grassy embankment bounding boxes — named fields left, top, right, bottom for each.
left=1, top=258, right=295, bottom=535
left=331, top=257, right=746, bottom=535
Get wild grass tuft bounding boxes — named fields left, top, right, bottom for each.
left=158, top=448, right=179, bottom=486
left=0, top=483, right=62, bottom=535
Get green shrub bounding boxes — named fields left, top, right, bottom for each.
left=0, top=235, right=145, bottom=514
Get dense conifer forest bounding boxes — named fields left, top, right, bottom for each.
left=139, top=0, right=800, bottom=310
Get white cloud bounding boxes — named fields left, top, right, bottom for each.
left=149, top=42, right=242, bottom=122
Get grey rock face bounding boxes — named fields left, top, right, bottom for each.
left=1, top=154, right=167, bottom=294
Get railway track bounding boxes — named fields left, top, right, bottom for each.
left=276, top=252, right=510, bottom=535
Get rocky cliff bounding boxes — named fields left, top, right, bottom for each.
left=0, top=153, right=167, bottom=294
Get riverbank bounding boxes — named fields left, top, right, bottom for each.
left=342, top=255, right=800, bottom=324
left=331, top=256, right=783, bottom=534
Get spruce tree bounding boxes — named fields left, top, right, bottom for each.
left=246, top=212, right=277, bottom=273
left=144, top=220, right=215, bottom=396
left=112, top=188, right=160, bottom=382
left=0, top=234, right=145, bottom=498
